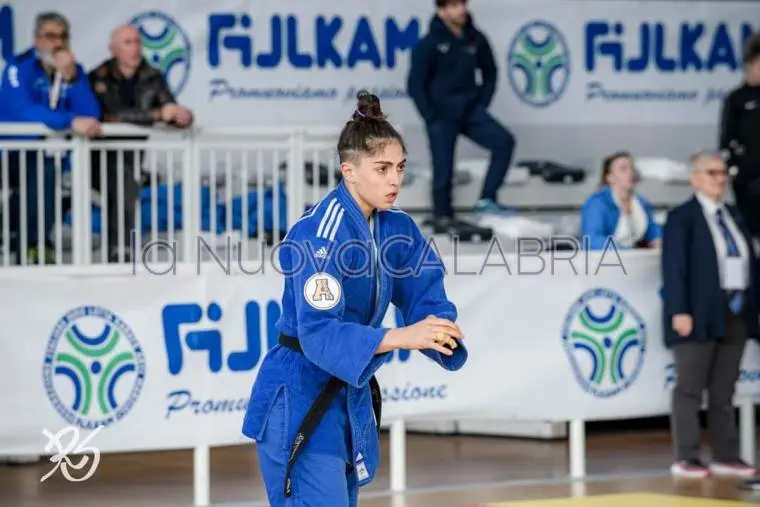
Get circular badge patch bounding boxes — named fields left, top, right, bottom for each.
left=303, top=272, right=342, bottom=310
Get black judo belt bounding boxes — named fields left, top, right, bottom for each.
left=278, top=333, right=382, bottom=498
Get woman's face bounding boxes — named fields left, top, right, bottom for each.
left=606, top=156, right=637, bottom=192
left=342, top=138, right=406, bottom=214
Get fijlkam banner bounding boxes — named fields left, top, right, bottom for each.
left=2, top=251, right=760, bottom=455
left=0, top=0, right=756, bottom=126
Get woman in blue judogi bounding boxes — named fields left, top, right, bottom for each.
left=242, top=90, right=468, bottom=506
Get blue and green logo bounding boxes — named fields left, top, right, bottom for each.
left=130, top=11, right=192, bottom=96
left=507, top=20, right=570, bottom=107
left=43, top=306, right=146, bottom=430
left=562, top=288, right=646, bottom=398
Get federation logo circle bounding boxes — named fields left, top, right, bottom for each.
left=43, top=306, right=146, bottom=429
left=561, top=288, right=647, bottom=398
left=506, top=20, right=571, bottom=107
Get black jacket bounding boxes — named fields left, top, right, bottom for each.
left=720, top=83, right=760, bottom=182
left=88, top=58, right=175, bottom=125
left=406, top=14, right=497, bottom=124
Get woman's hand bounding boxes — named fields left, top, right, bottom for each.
left=377, top=315, right=463, bottom=356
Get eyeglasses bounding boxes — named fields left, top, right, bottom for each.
left=703, top=168, right=728, bottom=178
left=39, top=31, right=69, bottom=42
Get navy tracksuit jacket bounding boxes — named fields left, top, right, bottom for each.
left=407, top=14, right=515, bottom=217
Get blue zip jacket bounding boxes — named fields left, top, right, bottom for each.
left=407, top=14, right=497, bottom=123
left=580, top=185, right=661, bottom=250
left=0, top=48, right=100, bottom=132
left=242, top=181, right=468, bottom=487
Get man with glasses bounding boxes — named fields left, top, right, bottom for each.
left=0, top=11, right=101, bottom=264
left=661, top=151, right=758, bottom=479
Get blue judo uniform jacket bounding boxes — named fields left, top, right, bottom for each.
left=242, top=180, right=468, bottom=489
left=0, top=48, right=101, bottom=131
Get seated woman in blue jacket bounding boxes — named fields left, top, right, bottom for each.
left=580, top=151, right=662, bottom=250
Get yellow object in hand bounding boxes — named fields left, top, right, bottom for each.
left=436, top=332, right=457, bottom=349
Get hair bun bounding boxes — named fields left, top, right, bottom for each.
left=352, top=89, right=385, bottom=121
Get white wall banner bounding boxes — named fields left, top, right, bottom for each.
left=0, top=0, right=756, bottom=126
left=2, top=251, right=760, bottom=455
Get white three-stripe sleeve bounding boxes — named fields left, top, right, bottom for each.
left=317, top=200, right=344, bottom=241
left=316, top=198, right=338, bottom=238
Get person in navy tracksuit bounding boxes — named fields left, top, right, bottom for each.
left=242, top=90, right=468, bottom=506
left=0, top=12, right=101, bottom=263
left=407, top=0, right=516, bottom=235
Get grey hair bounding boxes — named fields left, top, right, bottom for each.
left=34, top=12, right=69, bottom=36
left=689, top=150, right=726, bottom=172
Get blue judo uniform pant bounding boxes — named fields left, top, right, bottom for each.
left=426, top=106, right=515, bottom=218
left=256, top=393, right=359, bottom=507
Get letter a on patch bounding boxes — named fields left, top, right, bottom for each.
left=303, top=272, right=342, bottom=310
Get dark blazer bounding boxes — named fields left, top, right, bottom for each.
left=661, top=195, right=759, bottom=348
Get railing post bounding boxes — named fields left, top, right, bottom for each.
left=79, top=137, right=92, bottom=264
left=740, top=399, right=756, bottom=465
left=181, top=129, right=199, bottom=263
left=69, top=135, right=92, bottom=265
left=390, top=419, right=406, bottom=492
left=193, top=445, right=210, bottom=506
left=569, top=419, right=586, bottom=479
left=287, top=129, right=305, bottom=229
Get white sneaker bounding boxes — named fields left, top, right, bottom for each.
left=671, top=459, right=711, bottom=478
left=709, top=459, right=756, bottom=477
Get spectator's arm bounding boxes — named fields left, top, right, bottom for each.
left=155, top=75, right=193, bottom=127
left=477, top=36, right=497, bottom=108
left=1, top=62, right=76, bottom=130
left=406, top=40, right=437, bottom=124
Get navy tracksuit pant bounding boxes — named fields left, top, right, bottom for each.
left=425, top=106, right=515, bottom=218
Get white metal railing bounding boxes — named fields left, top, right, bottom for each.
left=0, top=123, right=342, bottom=268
